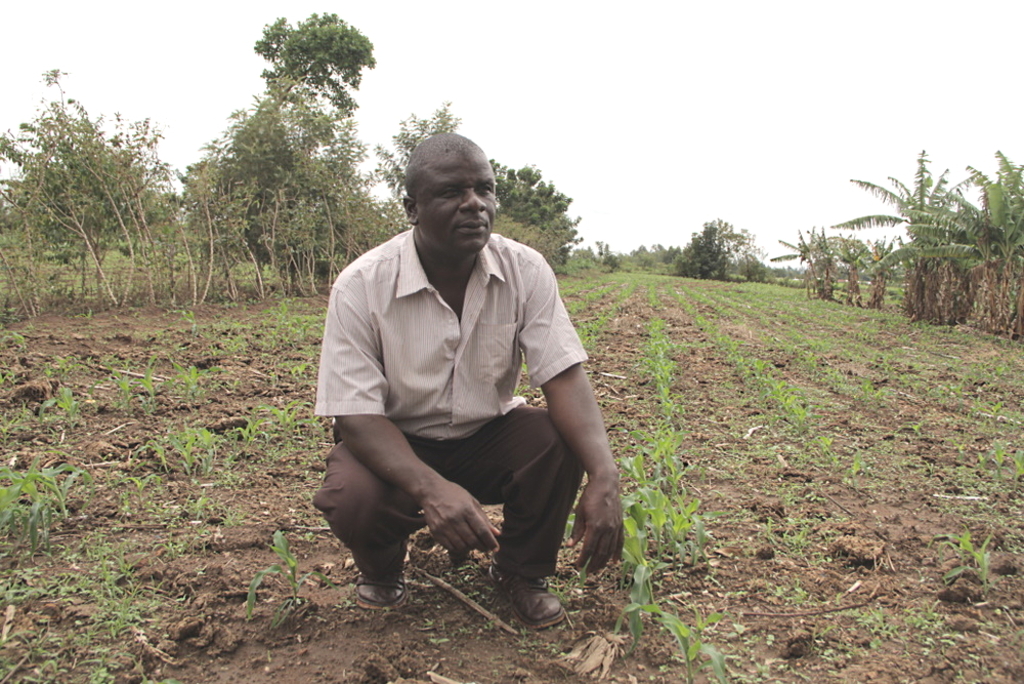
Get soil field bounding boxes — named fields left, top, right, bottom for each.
left=1, top=273, right=1023, bottom=684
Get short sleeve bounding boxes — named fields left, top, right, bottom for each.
left=314, top=273, right=389, bottom=417
left=517, top=256, right=588, bottom=388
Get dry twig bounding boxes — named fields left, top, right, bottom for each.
left=412, top=568, right=518, bottom=636
left=0, top=653, right=31, bottom=684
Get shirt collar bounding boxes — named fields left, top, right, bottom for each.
left=396, top=230, right=506, bottom=298
left=397, top=231, right=430, bottom=298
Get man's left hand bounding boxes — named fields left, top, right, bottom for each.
left=567, top=477, right=623, bottom=572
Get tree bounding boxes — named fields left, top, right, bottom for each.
left=375, top=103, right=461, bottom=199
left=675, top=219, right=732, bottom=280
left=912, top=152, right=1024, bottom=335
left=185, top=16, right=386, bottom=297
left=254, top=13, right=375, bottom=114
left=865, top=238, right=899, bottom=310
left=835, top=236, right=868, bottom=307
left=964, top=153, right=1024, bottom=337
left=837, top=151, right=972, bottom=324
left=773, top=227, right=838, bottom=300
left=188, top=89, right=391, bottom=296
left=723, top=227, right=768, bottom=282
left=492, top=163, right=581, bottom=266
left=0, top=71, right=176, bottom=310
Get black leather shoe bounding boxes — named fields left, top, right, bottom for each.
left=351, top=541, right=407, bottom=610
left=488, top=564, right=565, bottom=629
left=355, top=573, right=407, bottom=609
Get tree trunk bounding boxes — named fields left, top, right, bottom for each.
left=867, top=274, right=887, bottom=310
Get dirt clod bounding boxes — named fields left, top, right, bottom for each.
left=829, top=536, right=884, bottom=568
left=781, top=629, right=813, bottom=659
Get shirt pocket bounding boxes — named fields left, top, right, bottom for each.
left=474, top=323, right=518, bottom=384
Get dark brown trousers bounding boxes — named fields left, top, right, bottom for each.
left=312, top=407, right=583, bottom=579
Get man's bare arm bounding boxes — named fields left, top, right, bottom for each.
left=334, top=415, right=499, bottom=555
left=541, top=364, right=624, bottom=571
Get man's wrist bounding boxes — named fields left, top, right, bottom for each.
left=585, top=466, right=621, bottom=490
left=408, top=469, right=448, bottom=506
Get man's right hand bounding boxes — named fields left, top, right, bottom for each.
left=419, top=479, right=500, bottom=556
left=335, top=414, right=500, bottom=557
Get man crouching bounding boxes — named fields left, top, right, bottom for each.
left=312, top=133, right=622, bottom=628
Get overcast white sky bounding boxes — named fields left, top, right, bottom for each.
left=3, top=1, right=1020, bottom=259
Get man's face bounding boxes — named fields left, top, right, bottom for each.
left=405, top=149, right=497, bottom=264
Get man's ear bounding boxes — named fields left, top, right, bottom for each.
left=402, top=195, right=418, bottom=225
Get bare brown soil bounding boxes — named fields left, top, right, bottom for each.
left=1, top=275, right=1022, bottom=684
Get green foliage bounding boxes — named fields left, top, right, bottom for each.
left=247, top=530, right=332, bottom=627
left=773, top=227, right=839, bottom=300
left=0, top=71, right=176, bottom=312
left=658, top=609, right=728, bottom=684
left=166, top=427, right=222, bottom=477
left=0, top=460, right=92, bottom=552
left=492, top=162, right=581, bottom=266
left=135, top=363, right=161, bottom=414
left=254, top=13, right=375, bottom=113
left=40, top=386, right=82, bottom=427
left=675, top=220, right=732, bottom=280
left=614, top=317, right=724, bottom=672
left=187, top=86, right=391, bottom=296
left=832, top=150, right=1024, bottom=333
left=375, top=103, right=461, bottom=199
left=938, top=529, right=996, bottom=594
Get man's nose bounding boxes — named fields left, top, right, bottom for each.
left=461, top=189, right=487, bottom=211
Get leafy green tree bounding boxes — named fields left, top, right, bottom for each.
left=492, top=163, right=581, bottom=266
left=675, top=220, right=732, bottom=280
left=773, top=230, right=816, bottom=296
left=188, top=89, right=392, bottom=296
left=0, top=71, right=176, bottom=310
left=723, top=227, right=768, bottom=282
left=255, top=13, right=375, bottom=114
left=186, top=15, right=387, bottom=297
left=375, top=103, right=461, bottom=199
left=837, top=151, right=972, bottom=324
left=629, top=245, right=656, bottom=270
left=913, top=152, right=1024, bottom=335
left=865, top=237, right=899, bottom=309
left=734, top=250, right=769, bottom=283
left=655, top=244, right=682, bottom=266
left=773, top=227, right=838, bottom=300
left=594, top=241, right=620, bottom=271
left=835, top=236, right=868, bottom=306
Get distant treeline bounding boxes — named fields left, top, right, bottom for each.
left=0, top=16, right=583, bottom=321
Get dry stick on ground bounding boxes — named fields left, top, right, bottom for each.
left=0, top=653, right=31, bottom=684
left=102, top=367, right=169, bottom=382
left=103, top=422, right=134, bottom=435
left=412, top=568, right=519, bottom=636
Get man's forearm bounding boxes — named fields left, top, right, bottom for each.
left=542, top=364, right=620, bottom=485
left=543, top=363, right=623, bottom=570
left=333, top=414, right=444, bottom=503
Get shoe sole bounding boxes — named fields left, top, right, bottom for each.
left=355, top=588, right=408, bottom=610
left=510, top=604, right=565, bottom=630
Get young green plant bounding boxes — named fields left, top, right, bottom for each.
left=247, top=530, right=333, bottom=627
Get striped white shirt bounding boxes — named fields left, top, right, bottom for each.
left=315, top=230, right=587, bottom=439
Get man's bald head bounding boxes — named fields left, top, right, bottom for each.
left=404, top=133, right=489, bottom=198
